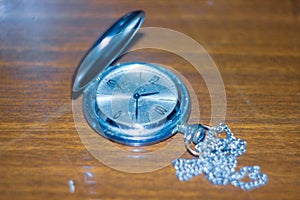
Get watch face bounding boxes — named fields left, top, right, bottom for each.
left=83, top=62, right=190, bottom=146
left=96, top=63, right=179, bottom=130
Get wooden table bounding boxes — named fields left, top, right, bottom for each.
left=1, top=0, right=299, bottom=199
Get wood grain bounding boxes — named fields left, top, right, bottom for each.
left=0, top=0, right=299, bottom=199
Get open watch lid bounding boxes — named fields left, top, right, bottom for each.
left=72, top=10, right=145, bottom=92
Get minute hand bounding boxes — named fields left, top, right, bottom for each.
left=139, top=92, right=159, bottom=97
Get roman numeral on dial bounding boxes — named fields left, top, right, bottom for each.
left=113, top=110, right=123, bottom=119
left=154, top=105, right=167, bottom=115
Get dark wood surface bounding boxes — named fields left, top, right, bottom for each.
left=1, top=0, right=299, bottom=199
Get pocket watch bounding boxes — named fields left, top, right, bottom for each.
left=73, top=10, right=209, bottom=150
left=72, top=10, right=268, bottom=190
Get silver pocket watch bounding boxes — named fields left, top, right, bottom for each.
left=72, top=10, right=268, bottom=190
left=72, top=10, right=208, bottom=149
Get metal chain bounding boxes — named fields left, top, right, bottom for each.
left=173, top=123, right=268, bottom=190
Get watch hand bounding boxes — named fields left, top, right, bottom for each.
left=133, top=93, right=140, bottom=120
left=135, top=98, right=139, bottom=120
left=139, top=92, right=159, bottom=97
left=132, top=91, right=159, bottom=120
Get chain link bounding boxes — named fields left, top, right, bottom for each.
left=173, top=123, right=268, bottom=190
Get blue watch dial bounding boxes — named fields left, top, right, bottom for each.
left=83, top=62, right=190, bottom=146
left=96, top=63, right=178, bottom=129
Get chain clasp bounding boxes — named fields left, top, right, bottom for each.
left=178, top=123, right=211, bottom=156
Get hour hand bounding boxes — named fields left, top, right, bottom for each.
left=139, top=92, right=159, bottom=97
